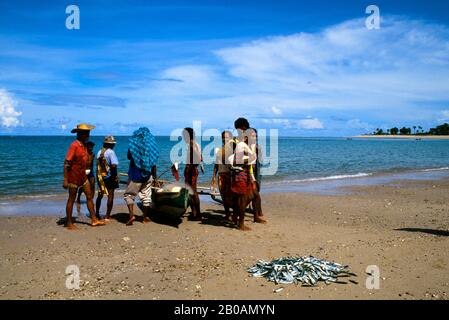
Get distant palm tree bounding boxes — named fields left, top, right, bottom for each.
left=413, top=126, right=416, bottom=134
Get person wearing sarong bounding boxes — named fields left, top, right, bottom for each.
left=123, top=127, right=159, bottom=226
left=211, top=130, right=234, bottom=220
left=229, top=118, right=267, bottom=231
left=183, top=127, right=204, bottom=221
left=63, top=124, right=105, bottom=229
left=95, top=136, right=119, bottom=221
left=248, top=128, right=266, bottom=220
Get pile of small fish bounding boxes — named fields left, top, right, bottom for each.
left=247, top=256, right=356, bottom=286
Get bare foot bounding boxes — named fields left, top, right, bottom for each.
left=91, top=219, right=106, bottom=227
left=126, top=217, right=135, bottom=226
left=254, top=217, right=268, bottom=224
left=143, top=216, right=151, bottom=224
left=188, top=215, right=202, bottom=221
left=238, top=225, right=252, bottom=231
left=65, top=223, right=79, bottom=230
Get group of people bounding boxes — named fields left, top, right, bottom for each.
left=210, top=117, right=266, bottom=230
left=63, top=117, right=267, bottom=231
left=63, top=124, right=120, bottom=229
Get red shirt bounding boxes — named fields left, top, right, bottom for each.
left=65, top=140, right=88, bottom=186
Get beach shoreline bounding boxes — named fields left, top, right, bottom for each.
left=353, top=135, right=449, bottom=140
left=1, top=175, right=448, bottom=300
left=2, top=167, right=449, bottom=216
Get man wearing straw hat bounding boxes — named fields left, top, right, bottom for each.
left=63, top=124, right=105, bottom=229
left=95, top=135, right=119, bottom=221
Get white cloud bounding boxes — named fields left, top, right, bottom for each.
left=0, top=89, right=22, bottom=127
left=271, top=106, right=282, bottom=115
left=3, top=16, right=449, bottom=135
left=213, top=16, right=449, bottom=112
left=261, top=117, right=324, bottom=130
left=162, top=65, right=213, bottom=84
left=271, top=118, right=290, bottom=126
left=346, top=119, right=373, bottom=130
left=438, top=110, right=449, bottom=121
left=298, top=118, right=324, bottom=130
left=137, top=16, right=449, bottom=134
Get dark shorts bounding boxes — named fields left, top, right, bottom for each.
left=100, top=176, right=119, bottom=190
left=184, top=164, right=199, bottom=191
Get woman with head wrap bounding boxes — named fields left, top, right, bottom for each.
left=123, top=127, right=159, bottom=226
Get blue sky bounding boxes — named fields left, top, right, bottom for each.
left=1, top=0, right=449, bottom=136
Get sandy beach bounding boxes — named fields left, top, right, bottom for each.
left=0, top=177, right=448, bottom=300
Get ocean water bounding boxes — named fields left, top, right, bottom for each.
left=1, top=136, right=449, bottom=200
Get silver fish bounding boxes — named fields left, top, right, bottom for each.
left=247, top=256, right=356, bottom=287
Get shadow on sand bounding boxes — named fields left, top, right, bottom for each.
left=111, top=203, right=183, bottom=228
left=56, top=217, right=91, bottom=226
left=395, top=228, right=449, bottom=237
left=201, top=209, right=236, bottom=229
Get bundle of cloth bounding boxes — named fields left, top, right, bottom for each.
left=128, top=127, right=159, bottom=178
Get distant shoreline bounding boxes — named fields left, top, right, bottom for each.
left=353, top=135, right=449, bottom=140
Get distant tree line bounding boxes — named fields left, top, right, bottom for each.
left=372, top=123, right=449, bottom=136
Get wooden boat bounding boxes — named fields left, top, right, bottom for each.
left=151, top=186, right=190, bottom=217
left=119, top=171, right=222, bottom=216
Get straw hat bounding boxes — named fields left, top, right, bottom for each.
left=71, top=123, right=95, bottom=133
left=103, top=135, right=117, bottom=144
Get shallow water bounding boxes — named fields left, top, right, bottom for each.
left=1, top=135, right=449, bottom=202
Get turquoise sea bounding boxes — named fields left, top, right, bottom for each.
left=1, top=136, right=449, bottom=201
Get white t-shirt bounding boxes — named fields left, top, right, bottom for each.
left=228, top=141, right=257, bottom=166
left=97, top=148, right=119, bottom=166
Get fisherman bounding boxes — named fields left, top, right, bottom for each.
left=183, top=127, right=204, bottom=221
left=95, top=136, right=119, bottom=221
left=123, top=127, right=159, bottom=226
left=229, top=118, right=266, bottom=231
left=211, top=130, right=234, bottom=220
left=75, top=140, right=96, bottom=216
left=63, top=124, right=105, bottom=229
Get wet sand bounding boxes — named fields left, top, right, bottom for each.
left=0, top=178, right=448, bottom=300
